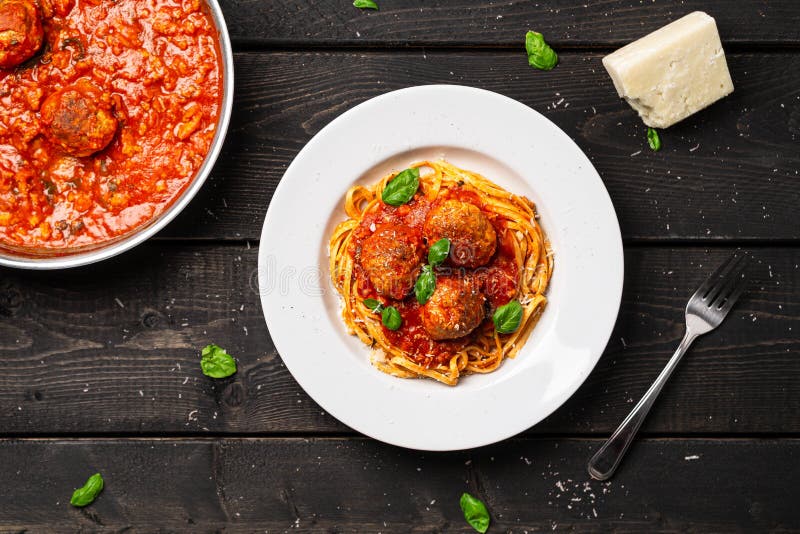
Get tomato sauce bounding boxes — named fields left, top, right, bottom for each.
left=0, top=0, right=222, bottom=250
left=349, top=186, right=518, bottom=367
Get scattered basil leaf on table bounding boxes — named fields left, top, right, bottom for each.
left=460, top=492, right=490, bottom=533
left=525, top=31, right=558, bottom=71
left=415, top=265, right=437, bottom=305
left=381, top=167, right=420, bottom=206
left=363, top=298, right=384, bottom=313
left=492, top=300, right=523, bottom=334
left=353, top=0, right=378, bottom=9
left=647, top=127, right=662, bottom=151
left=381, top=306, right=402, bottom=330
left=70, top=473, right=104, bottom=508
left=200, top=344, right=237, bottom=378
left=428, top=237, right=451, bottom=266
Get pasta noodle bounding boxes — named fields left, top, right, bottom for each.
left=329, top=160, right=553, bottom=386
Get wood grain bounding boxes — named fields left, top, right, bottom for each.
left=1, top=245, right=797, bottom=436
left=0, top=437, right=797, bottom=531
left=2, top=3, right=798, bottom=529
left=218, top=0, right=800, bottom=47
left=159, top=51, right=800, bottom=241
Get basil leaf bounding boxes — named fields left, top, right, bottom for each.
left=70, top=473, right=104, bottom=508
left=525, top=31, right=558, bottom=71
left=414, top=265, right=436, bottom=305
left=381, top=306, right=402, bottom=331
left=428, top=238, right=451, bottom=267
left=200, top=344, right=237, bottom=378
left=647, top=127, right=662, bottom=151
left=492, top=300, right=523, bottom=334
left=363, top=298, right=384, bottom=313
left=460, top=493, right=490, bottom=533
left=353, top=0, right=378, bottom=9
left=381, top=168, right=420, bottom=206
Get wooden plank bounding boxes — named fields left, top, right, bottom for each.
left=161, top=51, right=800, bottom=241
left=0, top=437, right=797, bottom=531
left=218, top=0, right=800, bottom=47
left=0, top=245, right=797, bottom=436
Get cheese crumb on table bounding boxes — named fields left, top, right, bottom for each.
left=602, top=11, right=734, bottom=128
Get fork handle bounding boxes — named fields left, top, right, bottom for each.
left=588, top=329, right=698, bottom=480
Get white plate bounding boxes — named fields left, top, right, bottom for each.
left=258, top=85, right=623, bottom=451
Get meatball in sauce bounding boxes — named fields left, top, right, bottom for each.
left=359, top=223, right=424, bottom=300
left=0, top=0, right=43, bottom=68
left=421, top=274, right=486, bottom=340
left=423, top=198, right=497, bottom=268
left=40, top=80, right=118, bottom=157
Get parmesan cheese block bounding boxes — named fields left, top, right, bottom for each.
left=602, top=11, right=734, bottom=128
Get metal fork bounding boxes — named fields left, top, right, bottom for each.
left=587, top=251, right=749, bottom=481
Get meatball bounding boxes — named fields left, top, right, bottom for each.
left=421, top=275, right=485, bottom=341
left=360, top=223, right=424, bottom=300
left=422, top=199, right=497, bottom=268
left=478, top=262, right=518, bottom=309
left=40, top=80, right=118, bottom=157
left=0, top=0, right=43, bottom=69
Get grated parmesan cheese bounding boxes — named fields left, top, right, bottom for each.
left=370, top=348, right=388, bottom=363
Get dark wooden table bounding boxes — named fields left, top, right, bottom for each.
left=2, top=1, right=799, bottom=531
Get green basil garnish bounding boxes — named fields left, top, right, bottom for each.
left=381, top=167, right=420, bottom=206
left=363, top=298, right=384, bottom=313
left=381, top=306, right=402, bottom=331
left=70, top=473, right=104, bottom=508
left=492, top=300, right=523, bottom=334
left=428, top=238, right=450, bottom=266
left=460, top=492, right=490, bottom=533
left=353, top=0, right=378, bottom=9
left=647, top=127, right=661, bottom=151
left=200, top=344, right=237, bottom=378
left=414, top=265, right=436, bottom=305
left=525, top=31, right=558, bottom=71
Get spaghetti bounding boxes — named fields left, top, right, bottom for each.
left=329, top=160, right=553, bottom=385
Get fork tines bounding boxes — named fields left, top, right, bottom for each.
left=694, top=251, right=749, bottom=312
